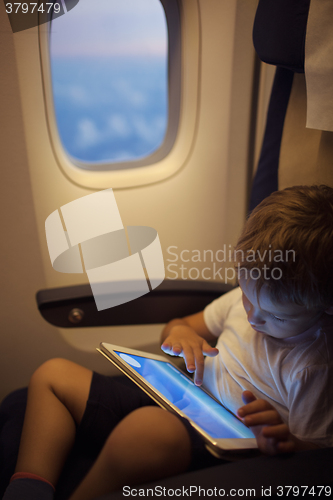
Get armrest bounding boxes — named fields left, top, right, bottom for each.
left=36, top=280, right=233, bottom=328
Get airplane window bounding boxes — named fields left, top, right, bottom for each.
left=49, top=0, right=169, bottom=167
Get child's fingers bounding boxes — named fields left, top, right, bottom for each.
left=161, top=342, right=182, bottom=356
left=182, top=344, right=205, bottom=385
left=181, top=343, right=207, bottom=385
left=161, top=336, right=216, bottom=386
left=237, top=392, right=292, bottom=456
left=238, top=397, right=274, bottom=418
left=242, top=409, right=282, bottom=427
left=241, top=390, right=257, bottom=405
left=171, top=343, right=183, bottom=356
left=160, top=344, right=172, bottom=356
left=181, top=344, right=197, bottom=372
left=192, top=346, right=206, bottom=386
left=262, top=424, right=290, bottom=440
left=202, top=343, right=219, bottom=357
left=160, top=342, right=171, bottom=353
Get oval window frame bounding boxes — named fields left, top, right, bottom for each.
left=39, top=0, right=200, bottom=189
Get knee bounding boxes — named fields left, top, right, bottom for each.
left=29, top=358, right=71, bottom=390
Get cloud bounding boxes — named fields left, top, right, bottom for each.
left=107, top=115, right=131, bottom=138
left=111, top=80, right=148, bottom=108
left=56, top=84, right=90, bottom=105
left=132, top=115, right=166, bottom=144
left=67, top=85, right=90, bottom=105
left=75, top=119, right=103, bottom=149
left=73, top=112, right=166, bottom=160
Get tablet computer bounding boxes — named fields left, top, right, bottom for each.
left=97, top=342, right=257, bottom=458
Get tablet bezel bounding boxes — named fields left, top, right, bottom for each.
left=98, top=342, right=258, bottom=457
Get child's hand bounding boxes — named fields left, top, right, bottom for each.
left=237, top=391, right=295, bottom=455
left=161, top=324, right=218, bottom=386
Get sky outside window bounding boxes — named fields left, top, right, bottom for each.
left=50, top=0, right=168, bottom=165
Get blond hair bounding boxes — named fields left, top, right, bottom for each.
left=234, top=185, right=333, bottom=310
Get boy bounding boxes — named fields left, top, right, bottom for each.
left=3, top=185, right=333, bottom=500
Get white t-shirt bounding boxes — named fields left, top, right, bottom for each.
left=203, top=287, right=333, bottom=447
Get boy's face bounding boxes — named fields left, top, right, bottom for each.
left=239, top=276, right=323, bottom=339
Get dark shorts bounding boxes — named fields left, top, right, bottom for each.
left=77, top=372, right=225, bottom=471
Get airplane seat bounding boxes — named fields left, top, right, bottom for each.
left=0, top=389, right=27, bottom=496
left=2, top=236, right=333, bottom=496
left=250, top=0, right=333, bottom=210
left=0, top=282, right=234, bottom=500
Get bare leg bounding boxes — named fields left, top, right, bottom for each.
left=70, top=406, right=191, bottom=500
left=15, top=358, right=92, bottom=486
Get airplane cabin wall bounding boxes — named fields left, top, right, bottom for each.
left=0, top=4, right=116, bottom=404
left=0, top=0, right=272, bottom=401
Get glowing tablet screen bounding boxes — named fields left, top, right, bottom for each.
left=115, top=351, right=254, bottom=439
